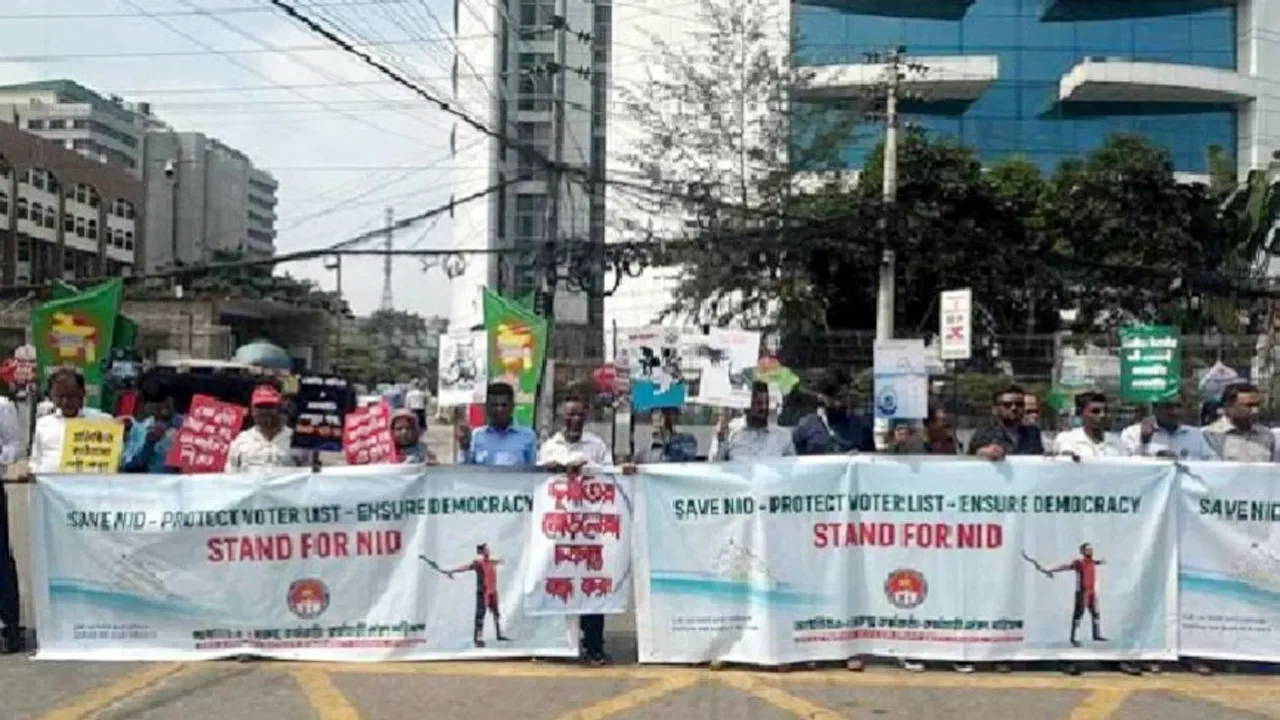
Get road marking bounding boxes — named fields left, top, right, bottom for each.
left=551, top=675, right=702, bottom=720
left=38, top=663, right=190, bottom=720
left=270, top=661, right=677, bottom=680
left=1067, top=688, right=1131, bottom=720
left=291, top=670, right=362, bottom=720
left=717, top=674, right=843, bottom=719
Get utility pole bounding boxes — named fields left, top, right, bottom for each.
left=380, top=206, right=394, bottom=312
left=875, top=48, right=903, bottom=343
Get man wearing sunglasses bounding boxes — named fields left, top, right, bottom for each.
left=969, top=386, right=1045, bottom=460
left=1053, top=392, right=1125, bottom=459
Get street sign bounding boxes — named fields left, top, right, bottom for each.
left=939, top=289, right=972, bottom=361
left=1119, top=325, right=1181, bottom=403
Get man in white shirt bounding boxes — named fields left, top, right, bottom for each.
left=1053, top=392, right=1125, bottom=459
left=224, top=385, right=304, bottom=473
left=0, top=389, right=21, bottom=653
left=405, top=384, right=428, bottom=434
left=29, top=368, right=114, bottom=474
left=1120, top=401, right=1213, bottom=460
left=709, top=382, right=795, bottom=461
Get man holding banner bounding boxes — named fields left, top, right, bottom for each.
left=29, top=369, right=113, bottom=474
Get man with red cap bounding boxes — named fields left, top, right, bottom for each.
left=224, top=384, right=304, bottom=472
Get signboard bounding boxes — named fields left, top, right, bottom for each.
left=165, top=394, right=246, bottom=474
left=939, top=289, right=972, bottom=361
left=690, top=329, right=761, bottom=409
left=1119, top=326, right=1180, bottom=404
left=343, top=404, right=396, bottom=465
left=620, top=326, right=691, bottom=411
left=291, top=375, right=351, bottom=452
left=58, top=419, right=124, bottom=473
left=873, top=339, right=928, bottom=419
left=633, top=457, right=1178, bottom=665
left=28, top=468, right=578, bottom=661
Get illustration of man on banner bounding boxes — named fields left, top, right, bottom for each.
left=446, top=543, right=510, bottom=647
left=1037, top=543, right=1109, bottom=647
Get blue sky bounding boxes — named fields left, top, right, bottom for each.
left=0, top=0, right=468, bottom=319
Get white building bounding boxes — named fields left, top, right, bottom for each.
left=451, top=0, right=606, bottom=358
left=142, top=128, right=278, bottom=271
left=0, top=80, right=149, bottom=176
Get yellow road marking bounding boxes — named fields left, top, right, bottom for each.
left=272, top=661, right=677, bottom=680
left=550, top=675, right=702, bottom=720
left=717, top=674, right=843, bottom=719
left=1171, top=688, right=1280, bottom=718
left=38, top=663, right=190, bottom=720
left=291, top=670, right=362, bottom=720
left=1067, top=688, right=1131, bottom=720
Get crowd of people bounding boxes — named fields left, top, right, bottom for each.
left=0, top=364, right=1274, bottom=679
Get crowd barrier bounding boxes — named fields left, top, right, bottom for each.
left=24, top=457, right=1280, bottom=664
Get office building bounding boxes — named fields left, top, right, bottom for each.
left=451, top=0, right=607, bottom=359
left=0, top=122, right=141, bottom=285
left=0, top=80, right=149, bottom=175
left=142, top=129, right=279, bottom=271
left=604, top=0, right=1280, bottom=341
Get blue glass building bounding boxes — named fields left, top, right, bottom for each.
left=794, top=0, right=1243, bottom=173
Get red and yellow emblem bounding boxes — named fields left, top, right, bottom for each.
left=286, top=578, right=330, bottom=620
left=883, top=568, right=928, bottom=610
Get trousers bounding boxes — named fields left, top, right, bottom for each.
left=0, top=485, right=20, bottom=634
left=580, top=614, right=605, bottom=655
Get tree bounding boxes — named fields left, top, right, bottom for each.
left=615, top=0, right=857, bottom=327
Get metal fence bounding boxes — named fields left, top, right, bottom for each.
left=551, top=331, right=1280, bottom=427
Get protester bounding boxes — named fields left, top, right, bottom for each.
left=1053, top=392, right=1125, bottom=459
left=465, top=382, right=537, bottom=467
left=122, top=382, right=183, bottom=473
left=709, top=382, right=795, bottom=460
left=391, top=409, right=435, bottom=464
left=793, top=368, right=875, bottom=455
left=224, top=385, right=304, bottom=472
left=454, top=422, right=473, bottom=464
left=923, top=404, right=961, bottom=454
left=29, top=369, right=114, bottom=474
left=883, top=420, right=924, bottom=455
left=0, top=386, right=22, bottom=654
left=1201, top=383, right=1277, bottom=462
left=1119, top=401, right=1212, bottom=460
left=405, top=382, right=428, bottom=434
left=537, top=393, right=637, bottom=666
left=969, top=386, right=1045, bottom=460
left=633, top=407, right=698, bottom=463
left=1023, top=393, right=1042, bottom=428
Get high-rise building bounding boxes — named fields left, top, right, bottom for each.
left=793, top=0, right=1280, bottom=176
left=0, top=80, right=149, bottom=175
left=0, top=122, right=141, bottom=285
left=142, top=129, right=278, bottom=271
left=451, top=0, right=607, bottom=359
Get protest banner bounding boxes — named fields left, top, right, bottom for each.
left=58, top=419, right=124, bottom=473
left=343, top=404, right=396, bottom=465
left=1178, top=462, right=1280, bottom=661
left=292, top=375, right=351, bottom=453
left=633, top=457, right=1178, bottom=665
left=28, top=467, right=578, bottom=661
left=165, top=395, right=246, bottom=473
left=523, top=471, right=633, bottom=615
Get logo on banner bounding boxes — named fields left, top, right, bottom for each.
left=287, top=578, right=330, bottom=619
left=884, top=568, right=927, bottom=609
left=876, top=388, right=898, bottom=416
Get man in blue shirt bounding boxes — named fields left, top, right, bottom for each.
left=792, top=368, right=875, bottom=456
left=465, top=382, right=538, bottom=466
left=123, top=387, right=183, bottom=474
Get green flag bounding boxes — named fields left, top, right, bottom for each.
left=30, top=278, right=124, bottom=409
left=482, top=288, right=547, bottom=427
left=513, top=291, right=537, bottom=312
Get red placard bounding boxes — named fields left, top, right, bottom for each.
left=343, top=403, right=396, bottom=465
left=165, top=394, right=247, bottom=473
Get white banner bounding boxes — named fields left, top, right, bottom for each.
left=634, top=457, right=1178, bottom=665
left=437, top=330, right=487, bottom=407
left=690, top=329, right=761, bottom=409
left=1179, top=462, right=1280, bottom=661
left=30, top=466, right=577, bottom=661
left=522, top=472, right=634, bottom=615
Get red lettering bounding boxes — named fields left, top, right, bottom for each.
left=301, top=532, right=349, bottom=558
left=542, top=512, right=568, bottom=538
left=207, top=537, right=224, bottom=562
left=811, top=523, right=896, bottom=548
left=549, top=476, right=618, bottom=510
left=205, top=535, right=294, bottom=562
left=545, top=577, right=575, bottom=603
left=581, top=577, right=613, bottom=597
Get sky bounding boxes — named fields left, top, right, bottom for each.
left=0, top=0, right=480, bottom=319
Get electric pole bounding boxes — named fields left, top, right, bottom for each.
left=380, top=206, right=394, bottom=312
left=875, top=48, right=903, bottom=343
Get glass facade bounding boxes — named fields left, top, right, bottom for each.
left=794, top=0, right=1238, bottom=173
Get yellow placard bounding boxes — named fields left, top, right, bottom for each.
left=58, top=419, right=124, bottom=474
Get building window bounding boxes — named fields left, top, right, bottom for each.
left=47, top=119, right=66, bottom=130
left=64, top=250, right=75, bottom=273
left=517, top=53, right=554, bottom=111
left=0, top=190, right=7, bottom=216
left=514, top=193, right=547, bottom=240
left=29, top=202, right=42, bottom=225
left=74, top=216, right=85, bottom=238
left=44, top=210, right=54, bottom=229
left=114, top=228, right=123, bottom=247
left=17, top=170, right=28, bottom=185
left=15, top=198, right=27, bottom=220
left=46, top=175, right=58, bottom=193
left=64, top=214, right=74, bottom=232
left=31, top=171, right=44, bottom=191
left=124, top=231, right=134, bottom=251
left=75, top=185, right=86, bottom=204
left=86, top=219, right=97, bottom=240
left=72, top=118, right=88, bottom=129
left=121, top=201, right=135, bottom=219
left=16, top=237, right=29, bottom=263
left=88, top=188, right=99, bottom=208
left=26, top=119, right=44, bottom=130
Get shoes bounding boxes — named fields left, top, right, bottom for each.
left=845, top=657, right=865, bottom=672
left=899, top=659, right=925, bottom=672
left=0, top=629, right=22, bottom=655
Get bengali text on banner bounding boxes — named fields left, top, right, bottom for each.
left=632, top=457, right=1179, bottom=665
left=1178, top=461, right=1280, bottom=662
left=28, top=466, right=578, bottom=661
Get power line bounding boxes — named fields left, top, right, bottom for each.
left=0, top=38, right=434, bottom=62
left=0, top=0, right=405, bottom=19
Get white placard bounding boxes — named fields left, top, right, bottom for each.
left=873, top=339, right=928, bottom=419
left=437, top=330, right=487, bottom=407
left=939, top=288, right=972, bottom=361
left=689, top=329, right=761, bottom=409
